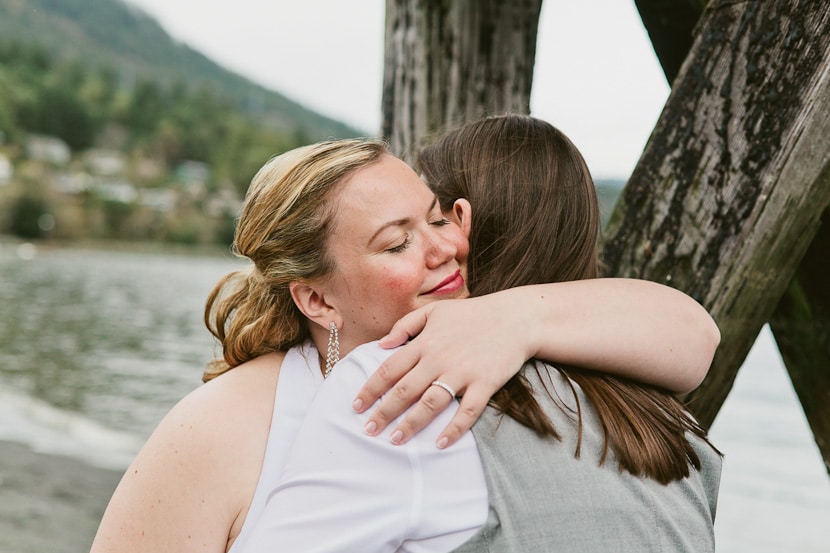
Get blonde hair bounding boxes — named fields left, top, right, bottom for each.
left=203, top=138, right=388, bottom=381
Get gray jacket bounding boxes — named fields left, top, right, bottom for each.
left=454, top=364, right=721, bottom=553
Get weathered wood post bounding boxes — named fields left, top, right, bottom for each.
left=381, top=0, right=542, bottom=162
left=769, top=210, right=830, bottom=474
left=602, top=0, right=830, bottom=437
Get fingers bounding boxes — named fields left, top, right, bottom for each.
left=378, top=308, right=430, bottom=348
left=352, top=346, right=421, bottom=413
left=362, top=360, right=437, bottom=435
left=433, top=387, right=489, bottom=449
left=376, top=384, right=490, bottom=449
left=377, top=382, right=457, bottom=446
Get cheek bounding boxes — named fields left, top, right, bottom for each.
left=448, top=227, right=470, bottom=268
left=457, top=240, right=470, bottom=265
left=341, top=268, right=424, bottom=334
left=372, top=264, right=428, bottom=317
left=346, top=262, right=422, bottom=308
left=376, top=265, right=423, bottom=300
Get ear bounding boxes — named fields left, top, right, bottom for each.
left=289, top=281, right=340, bottom=329
left=451, top=198, right=473, bottom=238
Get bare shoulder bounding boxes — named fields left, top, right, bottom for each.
left=192, top=352, right=286, bottom=418
left=91, top=352, right=285, bottom=553
left=156, top=352, right=287, bottom=517
left=174, top=351, right=285, bottom=459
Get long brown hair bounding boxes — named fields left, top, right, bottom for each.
left=418, top=114, right=717, bottom=484
left=203, top=139, right=388, bottom=381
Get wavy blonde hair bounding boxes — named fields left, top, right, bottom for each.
left=203, top=138, right=388, bottom=381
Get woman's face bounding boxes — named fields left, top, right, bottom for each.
left=322, top=154, right=469, bottom=351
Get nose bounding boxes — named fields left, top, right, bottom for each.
left=424, top=227, right=457, bottom=269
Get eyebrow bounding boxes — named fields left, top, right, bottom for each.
left=368, top=196, right=439, bottom=245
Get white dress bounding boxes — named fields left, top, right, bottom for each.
left=239, top=340, right=488, bottom=553
left=228, top=342, right=326, bottom=552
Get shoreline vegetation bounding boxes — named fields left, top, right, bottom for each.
left=0, top=37, right=328, bottom=250
left=0, top=232, right=237, bottom=258
left=0, top=440, right=122, bottom=553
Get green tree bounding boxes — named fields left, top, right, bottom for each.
left=8, top=195, right=51, bottom=239
left=35, top=82, right=96, bottom=150
left=124, top=79, right=164, bottom=137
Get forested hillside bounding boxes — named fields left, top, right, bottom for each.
left=0, top=0, right=364, bottom=245
left=0, top=0, right=622, bottom=246
left=0, top=41, right=312, bottom=189
left=0, top=0, right=360, bottom=139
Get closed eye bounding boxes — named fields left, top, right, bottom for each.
left=386, top=235, right=412, bottom=253
left=431, top=218, right=451, bottom=227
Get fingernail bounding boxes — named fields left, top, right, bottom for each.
left=390, top=430, right=404, bottom=444
left=436, top=436, right=449, bottom=449
left=352, top=398, right=363, bottom=411
left=365, top=420, right=378, bottom=435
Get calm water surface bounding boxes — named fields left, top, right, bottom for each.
left=0, top=241, right=827, bottom=552
left=0, top=241, right=246, bottom=456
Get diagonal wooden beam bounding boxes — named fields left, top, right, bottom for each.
left=601, top=0, right=830, bottom=427
left=769, top=206, right=830, bottom=475
left=634, top=0, right=830, bottom=476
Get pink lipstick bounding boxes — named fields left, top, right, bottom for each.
left=425, top=270, right=464, bottom=295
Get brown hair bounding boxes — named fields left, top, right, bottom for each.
left=418, top=114, right=716, bottom=484
left=203, top=139, right=388, bottom=381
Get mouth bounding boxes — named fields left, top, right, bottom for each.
left=424, top=269, right=464, bottom=295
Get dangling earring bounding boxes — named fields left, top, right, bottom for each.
left=325, top=321, right=340, bottom=378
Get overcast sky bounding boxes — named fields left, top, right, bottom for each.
left=122, top=0, right=670, bottom=179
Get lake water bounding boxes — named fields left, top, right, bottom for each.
left=0, top=242, right=828, bottom=551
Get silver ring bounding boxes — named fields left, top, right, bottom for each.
left=430, top=380, right=457, bottom=398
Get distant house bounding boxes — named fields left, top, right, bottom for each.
left=55, top=171, right=94, bottom=194
left=175, top=160, right=211, bottom=195
left=95, top=180, right=138, bottom=203
left=0, top=154, right=12, bottom=185
left=134, top=157, right=164, bottom=181
left=205, top=187, right=243, bottom=217
left=26, top=134, right=71, bottom=165
left=140, top=188, right=177, bottom=213
left=84, top=149, right=126, bottom=176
